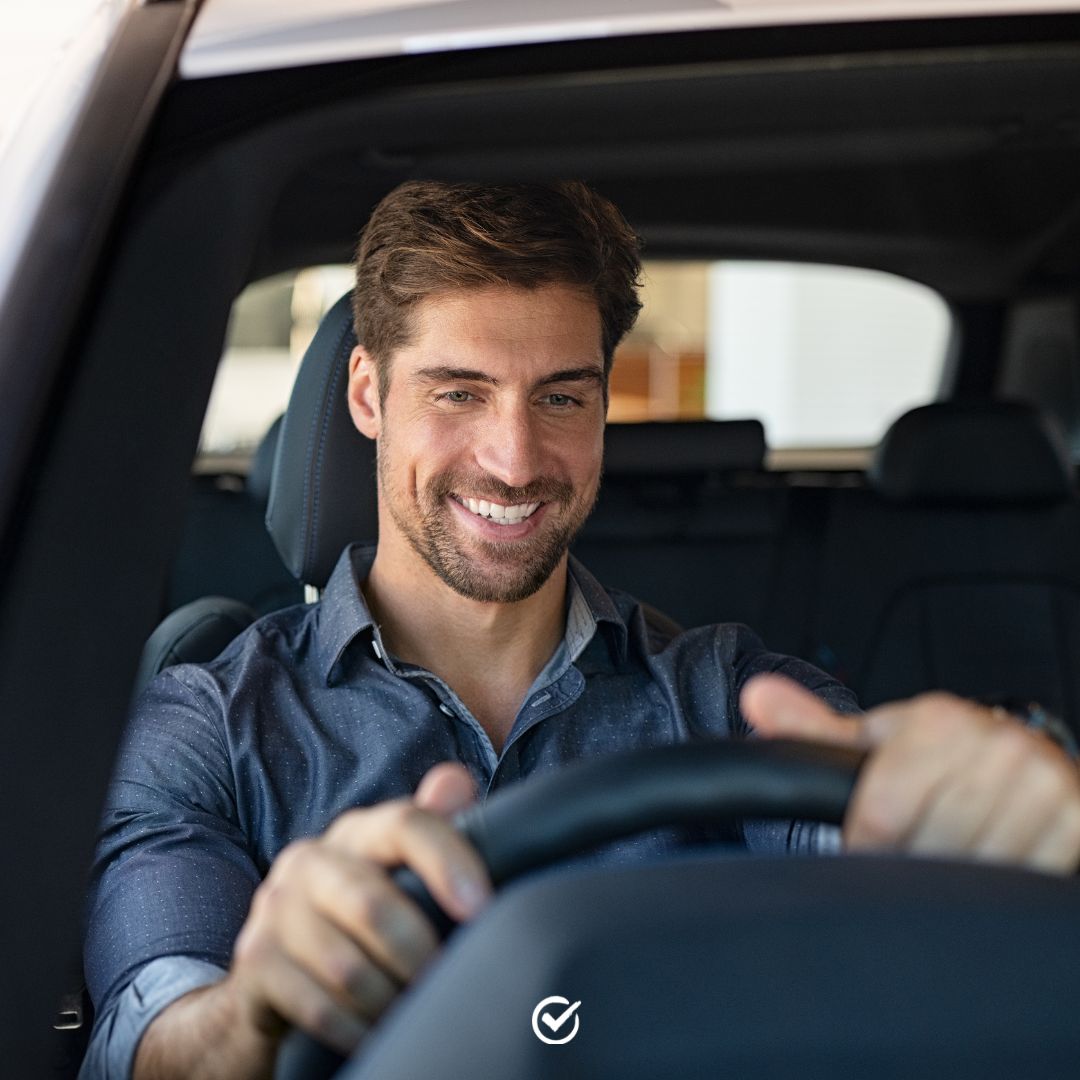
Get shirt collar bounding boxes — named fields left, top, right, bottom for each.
left=317, top=544, right=379, bottom=683
left=567, top=554, right=628, bottom=662
left=316, top=544, right=628, bottom=684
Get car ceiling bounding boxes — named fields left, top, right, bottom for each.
left=146, top=15, right=1080, bottom=302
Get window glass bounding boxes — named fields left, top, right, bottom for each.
left=704, top=262, right=950, bottom=446
left=201, top=261, right=950, bottom=456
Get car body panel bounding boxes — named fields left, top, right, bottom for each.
left=181, top=0, right=1080, bottom=76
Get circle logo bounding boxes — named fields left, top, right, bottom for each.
left=531, top=995, right=582, bottom=1045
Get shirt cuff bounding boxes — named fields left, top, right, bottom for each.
left=78, top=956, right=227, bottom=1080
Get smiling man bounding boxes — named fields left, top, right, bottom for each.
left=80, top=181, right=1080, bottom=1080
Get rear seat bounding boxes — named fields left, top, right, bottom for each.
left=570, top=419, right=789, bottom=632
left=806, top=401, right=1080, bottom=732
left=169, top=397, right=1080, bottom=735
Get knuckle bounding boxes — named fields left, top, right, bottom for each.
left=345, top=880, right=394, bottom=935
left=298, top=996, right=346, bottom=1039
left=232, top=923, right=266, bottom=967
left=911, top=691, right=965, bottom=721
left=990, top=723, right=1034, bottom=765
left=326, top=807, right=370, bottom=840
left=895, top=700, right=961, bottom=746
left=334, top=957, right=395, bottom=1015
left=249, top=876, right=287, bottom=922
left=274, top=838, right=316, bottom=877
left=387, top=802, right=423, bottom=833
left=324, top=952, right=369, bottom=1000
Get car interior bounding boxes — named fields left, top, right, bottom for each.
left=10, top=7, right=1080, bottom=1077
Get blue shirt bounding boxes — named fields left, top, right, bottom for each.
left=80, top=545, right=857, bottom=1078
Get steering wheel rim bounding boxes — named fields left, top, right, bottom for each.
left=275, top=739, right=865, bottom=1080
left=457, top=738, right=864, bottom=884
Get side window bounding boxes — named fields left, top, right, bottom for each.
left=201, top=261, right=950, bottom=460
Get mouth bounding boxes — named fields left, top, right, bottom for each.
left=450, top=494, right=543, bottom=527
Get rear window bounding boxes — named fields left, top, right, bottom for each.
left=200, top=261, right=951, bottom=460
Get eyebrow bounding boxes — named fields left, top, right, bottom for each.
left=411, top=366, right=605, bottom=390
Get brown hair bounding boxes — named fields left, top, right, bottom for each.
left=352, top=180, right=642, bottom=399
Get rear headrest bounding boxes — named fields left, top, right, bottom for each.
left=603, top=420, right=765, bottom=476
left=266, top=293, right=376, bottom=589
left=871, top=401, right=1073, bottom=505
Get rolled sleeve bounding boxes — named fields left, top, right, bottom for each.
left=83, top=670, right=261, bottom=1055
left=78, top=956, right=226, bottom=1080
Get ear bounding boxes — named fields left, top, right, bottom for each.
left=347, top=345, right=381, bottom=439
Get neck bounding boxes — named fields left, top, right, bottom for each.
left=362, top=537, right=569, bottom=751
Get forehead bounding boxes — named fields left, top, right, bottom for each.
left=403, top=283, right=603, bottom=372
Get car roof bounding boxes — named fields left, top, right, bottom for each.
left=181, top=0, right=1080, bottom=77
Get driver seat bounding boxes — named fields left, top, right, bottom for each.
left=130, top=292, right=374, bottom=702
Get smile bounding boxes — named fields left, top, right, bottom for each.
left=451, top=495, right=542, bottom=526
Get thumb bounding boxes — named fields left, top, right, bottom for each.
left=414, top=761, right=478, bottom=818
left=740, top=674, right=864, bottom=746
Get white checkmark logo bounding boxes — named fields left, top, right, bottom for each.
left=531, top=995, right=582, bottom=1045
left=542, top=1000, right=581, bottom=1031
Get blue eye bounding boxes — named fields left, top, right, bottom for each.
left=442, top=390, right=473, bottom=403
left=546, top=394, right=577, bottom=407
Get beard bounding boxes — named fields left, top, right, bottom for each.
left=378, top=449, right=597, bottom=604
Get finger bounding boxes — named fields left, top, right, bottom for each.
left=414, top=762, right=477, bottom=817
left=272, top=868, right=404, bottom=1019
left=905, top=718, right=1031, bottom=856
left=304, top=850, right=440, bottom=985
left=844, top=701, right=990, bottom=850
left=324, top=802, right=491, bottom=923
left=232, top=924, right=368, bottom=1055
left=973, top=749, right=1080, bottom=869
left=740, top=674, right=863, bottom=746
left=1027, top=799, right=1080, bottom=874
left=861, top=692, right=990, bottom=748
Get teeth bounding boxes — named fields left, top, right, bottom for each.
left=459, top=497, right=541, bottom=524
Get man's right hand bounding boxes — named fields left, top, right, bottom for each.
left=134, top=762, right=491, bottom=1079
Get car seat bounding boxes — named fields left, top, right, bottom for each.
left=808, top=399, right=1080, bottom=731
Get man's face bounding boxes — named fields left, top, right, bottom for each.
left=350, top=283, right=607, bottom=603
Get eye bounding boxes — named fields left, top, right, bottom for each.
left=440, top=390, right=475, bottom=404
left=544, top=393, right=579, bottom=408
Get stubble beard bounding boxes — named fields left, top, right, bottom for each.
left=377, top=441, right=597, bottom=604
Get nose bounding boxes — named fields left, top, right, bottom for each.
left=473, top=402, right=545, bottom=490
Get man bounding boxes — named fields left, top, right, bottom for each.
left=81, top=181, right=1080, bottom=1079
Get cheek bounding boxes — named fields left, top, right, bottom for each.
left=566, top=427, right=604, bottom=485
left=404, top=417, right=474, bottom=485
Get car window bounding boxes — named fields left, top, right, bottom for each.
left=200, top=260, right=951, bottom=460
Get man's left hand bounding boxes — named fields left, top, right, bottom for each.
left=740, top=675, right=1080, bottom=874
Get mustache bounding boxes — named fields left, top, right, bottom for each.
left=428, top=471, right=574, bottom=506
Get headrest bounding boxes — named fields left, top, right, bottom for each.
left=266, top=293, right=377, bottom=588
left=134, top=597, right=256, bottom=698
left=871, top=401, right=1073, bottom=505
left=603, top=420, right=765, bottom=476
left=246, top=414, right=283, bottom=505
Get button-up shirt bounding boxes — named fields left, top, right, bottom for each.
left=80, top=545, right=857, bottom=1078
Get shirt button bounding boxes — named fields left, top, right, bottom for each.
left=439, top=704, right=454, bottom=717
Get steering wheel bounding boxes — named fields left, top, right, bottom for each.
left=275, top=738, right=865, bottom=1080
